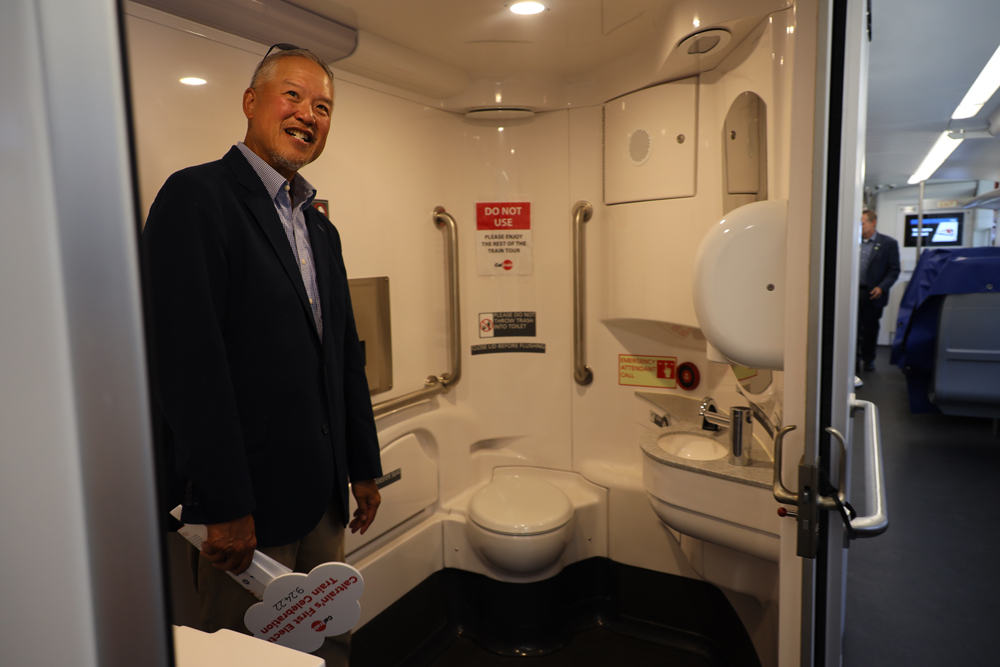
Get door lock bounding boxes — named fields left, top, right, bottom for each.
left=772, top=425, right=850, bottom=558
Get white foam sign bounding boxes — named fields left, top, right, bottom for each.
left=244, top=562, right=363, bottom=653
left=170, top=506, right=364, bottom=655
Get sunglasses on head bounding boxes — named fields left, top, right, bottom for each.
left=262, top=43, right=301, bottom=60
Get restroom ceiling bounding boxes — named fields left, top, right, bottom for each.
left=298, top=0, right=1000, bottom=188
left=291, top=0, right=669, bottom=79
left=141, top=0, right=1000, bottom=189
left=864, top=0, right=1000, bottom=189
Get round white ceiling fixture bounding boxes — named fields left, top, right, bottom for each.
left=510, top=2, right=545, bottom=15
left=179, top=77, right=207, bottom=86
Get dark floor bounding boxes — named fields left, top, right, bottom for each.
left=843, top=347, right=1000, bottom=666
left=427, top=630, right=712, bottom=667
left=352, top=561, right=758, bottom=667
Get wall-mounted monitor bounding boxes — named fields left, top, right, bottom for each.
left=903, top=212, right=964, bottom=248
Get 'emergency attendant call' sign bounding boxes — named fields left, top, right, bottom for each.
left=476, top=202, right=532, bottom=275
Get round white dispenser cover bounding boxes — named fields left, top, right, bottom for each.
left=468, top=476, right=573, bottom=535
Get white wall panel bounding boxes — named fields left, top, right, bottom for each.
left=2, top=1, right=167, bottom=665
left=569, top=9, right=797, bottom=594
left=437, top=111, right=575, bottom=489
left=0, top=5, right=100, bottom=665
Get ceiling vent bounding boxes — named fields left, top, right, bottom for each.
left=465, top=108, right=536, bottom=120
left=131, top=0, right=357, bottom=63
left=679, top=29, right=732, bottom=56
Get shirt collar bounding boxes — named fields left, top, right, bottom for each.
left=236, top=142, right=317, bottom=207
left=862, top=231, right=878, bottom=244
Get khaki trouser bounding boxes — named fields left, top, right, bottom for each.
left=189, top=502, right=350, bottom=666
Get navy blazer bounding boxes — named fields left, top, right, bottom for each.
left=862, top=232, right=901, bottom=309
left=142, top=147, right=381, bottom=547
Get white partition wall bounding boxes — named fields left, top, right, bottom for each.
left=0, top=0, right=170, bottom=666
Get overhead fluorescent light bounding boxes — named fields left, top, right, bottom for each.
left=951, top=43, right=1000, bottom=119
left=510, top=2, right=545, bottom=15
left=907, top=132, right=964, bottom=184
left=179, top=77, right=207, bottom=85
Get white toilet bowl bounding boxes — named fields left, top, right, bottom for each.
left=466, top=475, right=575, bottom=574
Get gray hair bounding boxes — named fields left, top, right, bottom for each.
left=249, top=47, right=335, bottom=92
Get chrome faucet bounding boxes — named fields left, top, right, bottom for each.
left=734, top=383, right=779, bottom=438
left=699, top=396, right=753, bottom=466
left=699, top=396, right=726, bottom=429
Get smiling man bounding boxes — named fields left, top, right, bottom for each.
left=142, top=46, right=382, bottom=666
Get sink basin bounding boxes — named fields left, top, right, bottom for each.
left=657, top=432, right=727, bottom=460
left=641, top=426, right=780, bottom=564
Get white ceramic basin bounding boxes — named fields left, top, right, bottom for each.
left=657, top=432, right=727, bottom=460
left=641, top=454, right=780, bottom=563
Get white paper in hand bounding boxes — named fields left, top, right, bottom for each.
left=244, top=562, right=364, bottom=654
left=170, top=505, right=291, bottom=599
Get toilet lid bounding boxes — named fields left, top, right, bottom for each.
left=468, top=476, right=573, bottom=535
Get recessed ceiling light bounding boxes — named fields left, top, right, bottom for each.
left=180, top=77, right=207, bottom=86
left=510, top=2, right=545, bottom=15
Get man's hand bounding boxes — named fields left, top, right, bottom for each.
left=202, top=514, right=257, bottom=574
left=869, top=286, right=883, bottom=300
left=350, top=480, right=381, bottom=535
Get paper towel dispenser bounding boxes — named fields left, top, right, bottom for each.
left=348, top=277, right=393, bottom=395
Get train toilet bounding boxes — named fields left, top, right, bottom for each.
left=466, top=475, right=575, bottom=574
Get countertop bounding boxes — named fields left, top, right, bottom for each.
left=637, top=392, right=775, bottom=489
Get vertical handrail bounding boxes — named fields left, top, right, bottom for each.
left=371, top=207, right=460, bottom=419
left=434, top=206, right=462, bottom=388
left=917, top=180, right=925, bottom=258
left=573, top=201, right=594, bottom=385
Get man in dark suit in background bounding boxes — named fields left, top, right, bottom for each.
left=143, top=46, right=381, bottom=665
left=857, top=209, right=901, bottom=374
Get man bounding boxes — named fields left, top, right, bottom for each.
left=143, top=46, right=382, bottom=665
left=857, top=209, right=900, bottom=373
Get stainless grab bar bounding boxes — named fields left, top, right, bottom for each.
left=849, top=398, right=889, bottom=537
left=573, top=201, right=594, bottom=385
left=372, top=207, right=461, bottom=420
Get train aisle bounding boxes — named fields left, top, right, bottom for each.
left=843, top=348, right=1000, bottom=666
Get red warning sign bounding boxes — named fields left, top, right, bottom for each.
left=477, top=203, right=530, bottom=230
left=476, top=202, right=533, bottom=275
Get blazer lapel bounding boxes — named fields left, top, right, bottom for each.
left=224, top=148, right=316, bottom=338
left=306, top=209, right=334, bottom=349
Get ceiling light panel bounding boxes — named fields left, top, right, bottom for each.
left=908, top=132, right=964, bottom=184
left=952, top=43, right=1000, bottom=119
left=510, top=2, right=545, bottom=15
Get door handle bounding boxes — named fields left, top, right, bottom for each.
left=773, top=425, right=847, bottom=510
left=848, top=398, right=889, bottom=537
left=772, top=405, right=888, bottom=543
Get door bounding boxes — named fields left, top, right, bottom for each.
left=782, top=1, right=889, bottom=665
